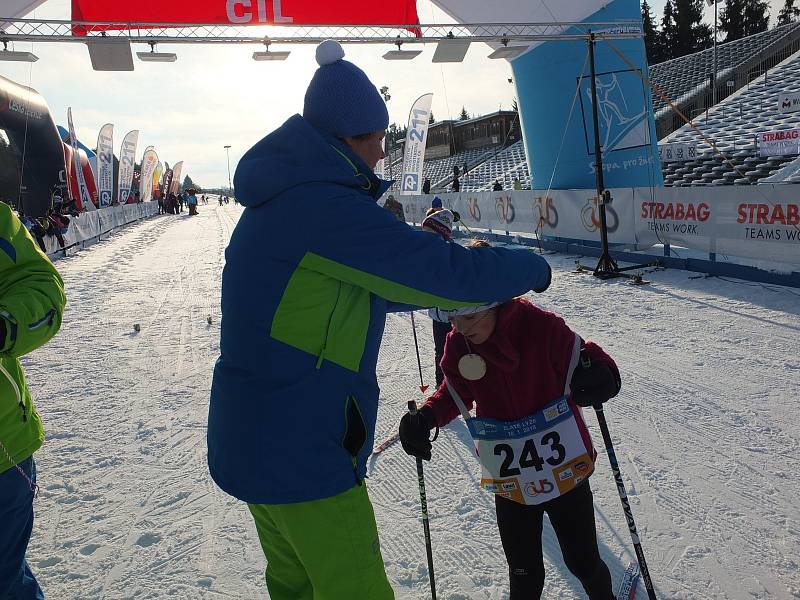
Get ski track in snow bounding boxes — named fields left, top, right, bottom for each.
left=20, top=203, right=799, bottom=599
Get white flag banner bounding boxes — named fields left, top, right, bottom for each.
left=67, top=107, right=95, bottom=211
left=400, top=92, right=433, bottom=195
left=140, top=146, right=159, bottom=203
left=96, top=123, right=114, bottom=207
left=117, top=129, right=139, bottom=204
left=170, top=161, right=184, bottom=195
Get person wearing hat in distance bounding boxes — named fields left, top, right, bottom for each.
left=421, top=208, right=455, bottom=388
left=207, top=40, right=553, bottom=600
left=398, top=263, right=621, bottom=600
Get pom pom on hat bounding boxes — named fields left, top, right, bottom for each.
left=304, top=39, right=389, bottom=139
left=315, top=39, right=345, bottom=66
left=422, top=209, right=454, bottom=240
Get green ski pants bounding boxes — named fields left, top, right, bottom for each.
left=248, top=483, right=394, bottom=600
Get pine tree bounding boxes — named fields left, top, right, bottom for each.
left=721, top=0, right=769, bottom=42
left=642, top=0, right=664, bottom=63
left=659, top=0, right=678, bottom=60
left=673, top=0, right=712, bottom=56
left=459, top=106, right=470, bottom=121
left=777, top=0, right=800, bottom=25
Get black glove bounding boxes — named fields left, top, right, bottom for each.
left=399, top=406, right=437, bottom=461
left=571, top=361, right=620, bottom=408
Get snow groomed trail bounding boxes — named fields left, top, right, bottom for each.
left=21, top=202, right=800, bottom=599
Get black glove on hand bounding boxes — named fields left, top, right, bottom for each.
left=399, top=406, right=436, bottom=461
left=571, top=362, right=620, bottom=408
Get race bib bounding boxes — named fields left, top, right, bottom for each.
left=467, top=396, right=594, bottom=505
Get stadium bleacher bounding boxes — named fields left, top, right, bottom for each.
left=661, top=47, right=800, bottom=185
left=650, top=22, right=800, bottom=119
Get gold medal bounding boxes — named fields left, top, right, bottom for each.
left=458, top=353, right=487, bottom=381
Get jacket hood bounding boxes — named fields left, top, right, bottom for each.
left=233, top=114, right=391, bottom=208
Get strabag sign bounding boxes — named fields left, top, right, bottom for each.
left=758, top=128, right=800, bottom=157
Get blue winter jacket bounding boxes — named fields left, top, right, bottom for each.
left=207, top=115, right=552, bottom=504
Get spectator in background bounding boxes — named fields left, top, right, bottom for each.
left=431, top=196, right=443, bottom=209
left=187, top=190, right=199, bottom=216
left=492, top=179, right=503, bottom=191
left=422, top=178, right=431, bottom=195
left=513, top=176, right=522, bottom=191
left=452, top=177, right=461, bottom=192
left=453, top=164, right=460, bottom=180
left=383, top=194, right=405, bottom=222
left=0, top=201, right=66, bottom=599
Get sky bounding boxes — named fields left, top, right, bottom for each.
left=1, top=0, right=519, bottom=190
left=0, top=0, right=790, bottom=188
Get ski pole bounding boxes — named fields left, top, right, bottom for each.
left=408, top=400, right=437, bottom=600
left=593, top=402, right=657, bottom=600
left=409, top=312, right=429, bottom=393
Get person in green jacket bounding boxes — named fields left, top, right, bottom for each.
left=0, top=201, right=66, bottom=599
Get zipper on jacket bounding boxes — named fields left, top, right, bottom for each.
left=0, top=363, right=25, bottom=422
left=316, top=282, right=343, bottom=370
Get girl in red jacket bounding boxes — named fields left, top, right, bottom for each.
left=399, top=291, right=620, bottom=600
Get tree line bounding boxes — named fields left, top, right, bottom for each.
left=642, top=0, right=800, bottom=64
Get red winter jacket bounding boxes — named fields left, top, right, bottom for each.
left=423, top=298, right=620, bottom=456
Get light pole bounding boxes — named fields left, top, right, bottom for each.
left=223, top=144, right=232, bottom=196
left=707, top=0, right=718, bottom=106
left=380, top=86, right=393, bottom=181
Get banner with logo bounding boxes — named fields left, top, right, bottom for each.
left=432, top=0, right=663, bottom=190
left=397, top=186, right=800, bottom=265
left=71, top=0, right=420, bottom=34
left=153, top=161, right=163, bottom=197
left=117, top=129, right=139, bottom=204
left=162, top=168, right=174, bottom=200
left=758, top=129, right=800, bottom=157
left=170, top=161, right=184, bottom=195
left=778, top=92, right=800, bottom=113
left=67, top=107, right=96, bottom=211
left=139, top=146, right=158, bottom=202
left=95, top=123, right=114, bottom=206
left=400, top=93, right=434, bottom=195
left=658, top=142, right=698, bottom=163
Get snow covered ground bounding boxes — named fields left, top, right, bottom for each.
left=21, top=201, right=800, bottom=599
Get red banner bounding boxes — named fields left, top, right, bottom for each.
left=71, top=0, right=420, bottom=35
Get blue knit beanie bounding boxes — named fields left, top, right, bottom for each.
left=303, top=40, right=389, bottom=138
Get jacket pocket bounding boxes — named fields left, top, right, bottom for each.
left=342, top=395, right=367, bottom=457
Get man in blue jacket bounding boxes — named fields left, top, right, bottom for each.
left=207, top=40, right=552, bottom=599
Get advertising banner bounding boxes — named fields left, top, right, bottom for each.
left=162, top=168, right=174, bottom=200
left=778, top=92, right=800, bottom=113
left=397, top=186, right=800, bottom=266
left=758, top=129, right=800, bottom=157
left=96, top=123, right=114, bottom=206
left=170, top=161, right=184, bottom=195
left=71, top=0, right=420, bottom=34
left=67, top=107, right=95, bottom=211
left=139, top=146, right=158, bottom=202
left=658, top=142, right=698, bottom=163
left=117, top=129, right=139, bottom=204
left=400, top=93, right=433, bottom=195
left=432, top=0, right=663, bottom=190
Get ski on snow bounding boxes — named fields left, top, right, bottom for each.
left=372, top=431, right=400, bottom=455
left=616, top=562, right=641, bottom=600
